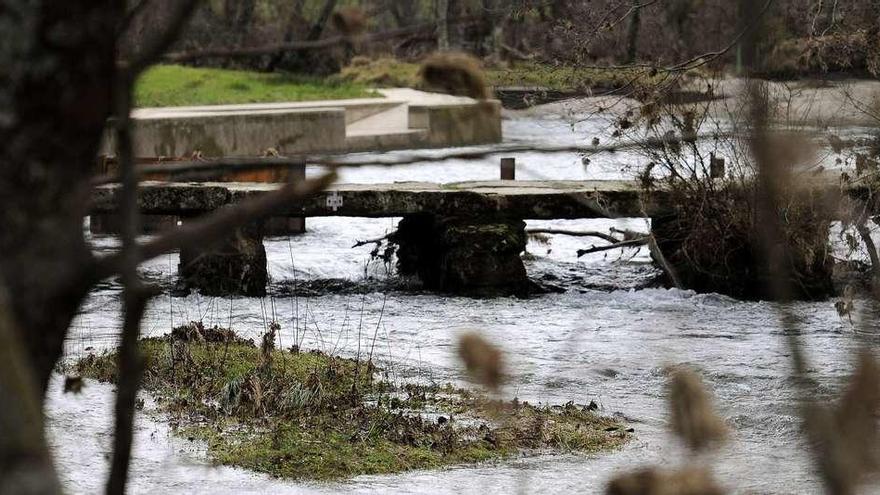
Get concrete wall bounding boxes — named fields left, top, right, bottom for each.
left=101, top=108, right=347, bottom=157
left=100, top=96, right=503, bottom=158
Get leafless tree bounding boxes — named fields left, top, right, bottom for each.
left=0, top=2, right=334, bottom=493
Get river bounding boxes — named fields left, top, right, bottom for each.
left=47, top=110, right=878, bottom=494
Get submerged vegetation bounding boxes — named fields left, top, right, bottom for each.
left=71, top=322, right=628, bottom=480
left=135, top=65, right=376, bottom=107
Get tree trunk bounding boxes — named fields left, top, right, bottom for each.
left=625, top=0, right=641, bottom=63
left=446, top=0, right=461, bottom=49
left=268, top=0, right=339, bottom=72
left=224, top=0, right=255, bottom=29
left=437, top=0, right=450, bottom=50
left=0, top=1, right=122, bottom=396
left=390, top=0, right=419, bottom=28
left=481, top=0, right=503, bottom=59
left=0, top=1, right=122, bottom=492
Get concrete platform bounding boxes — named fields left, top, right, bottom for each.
left=90, top=175, right=860, bottom=221
left=100, top=89, right=502, bottom=158
left=91, top=180, right=662, bottom=220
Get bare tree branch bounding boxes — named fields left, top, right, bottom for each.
left=573, top=0, right=775, bottom=73
left=105, top=70, right=149, bottom=495
left=105, top=287, right=152, bottom=495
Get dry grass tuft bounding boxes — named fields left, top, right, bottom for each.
left=606, top=466, right=726, bottom=495
left=420, top=52, right=491, bottom=100
left=457, top=332, right=504, bottom=391
left=806, top=349, right=880, bottom=494
left=259, top=322, right=279, bottom=370
left=667, top=366, right=728, bottom=453
left=331, top=7, right=367, bottom=37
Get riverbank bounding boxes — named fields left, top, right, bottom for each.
left=70, top=322, right=628, bottom=481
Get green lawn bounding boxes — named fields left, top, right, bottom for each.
left=135, top=65, right=378, bottom=107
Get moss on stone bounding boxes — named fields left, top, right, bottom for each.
left=72, top=322, right=629, bottom=480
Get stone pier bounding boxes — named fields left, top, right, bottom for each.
left=178, top=221, right=268, bottom=297
left=394, top=213, right=530, bottom=297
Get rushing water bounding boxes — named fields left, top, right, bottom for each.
left=47, top=110, right=880, bottom=494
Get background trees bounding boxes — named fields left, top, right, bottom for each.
left=121, top=0, right=880, bottom=73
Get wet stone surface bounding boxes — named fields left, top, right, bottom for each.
left=395, top=213, right=532, bottom=297
left=179, top=224, right=268, bottom=297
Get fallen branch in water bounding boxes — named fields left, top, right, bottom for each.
left=526, top=228, right=620, bottom=243
left=352, top=232, right=397, bottom=249
left=576, top=237, right=649, bottom=257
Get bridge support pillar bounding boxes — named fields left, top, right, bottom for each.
left=178, top=220, right=268, bottom=297
left=394, top=213, right=531, bottom=297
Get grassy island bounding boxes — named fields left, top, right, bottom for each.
left=72, top=321, right=629, bottom=480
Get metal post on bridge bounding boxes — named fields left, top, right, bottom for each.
left=500, top=157, right=515, bottom=180
left=710, top=153, right=725, bottom=179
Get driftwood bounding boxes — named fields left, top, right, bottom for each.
left=576, top=237, right=649, bottom=257
left=352, top=232, right=396, bottom=249
left=526, top=228, right=620, bottom=243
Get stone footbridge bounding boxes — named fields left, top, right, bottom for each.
left=90, top=178, right=857, bottom=298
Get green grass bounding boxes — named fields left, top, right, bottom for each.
left=71, top=321, right=629, bottom=481
left=135, top=65, right=378, bottom=107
